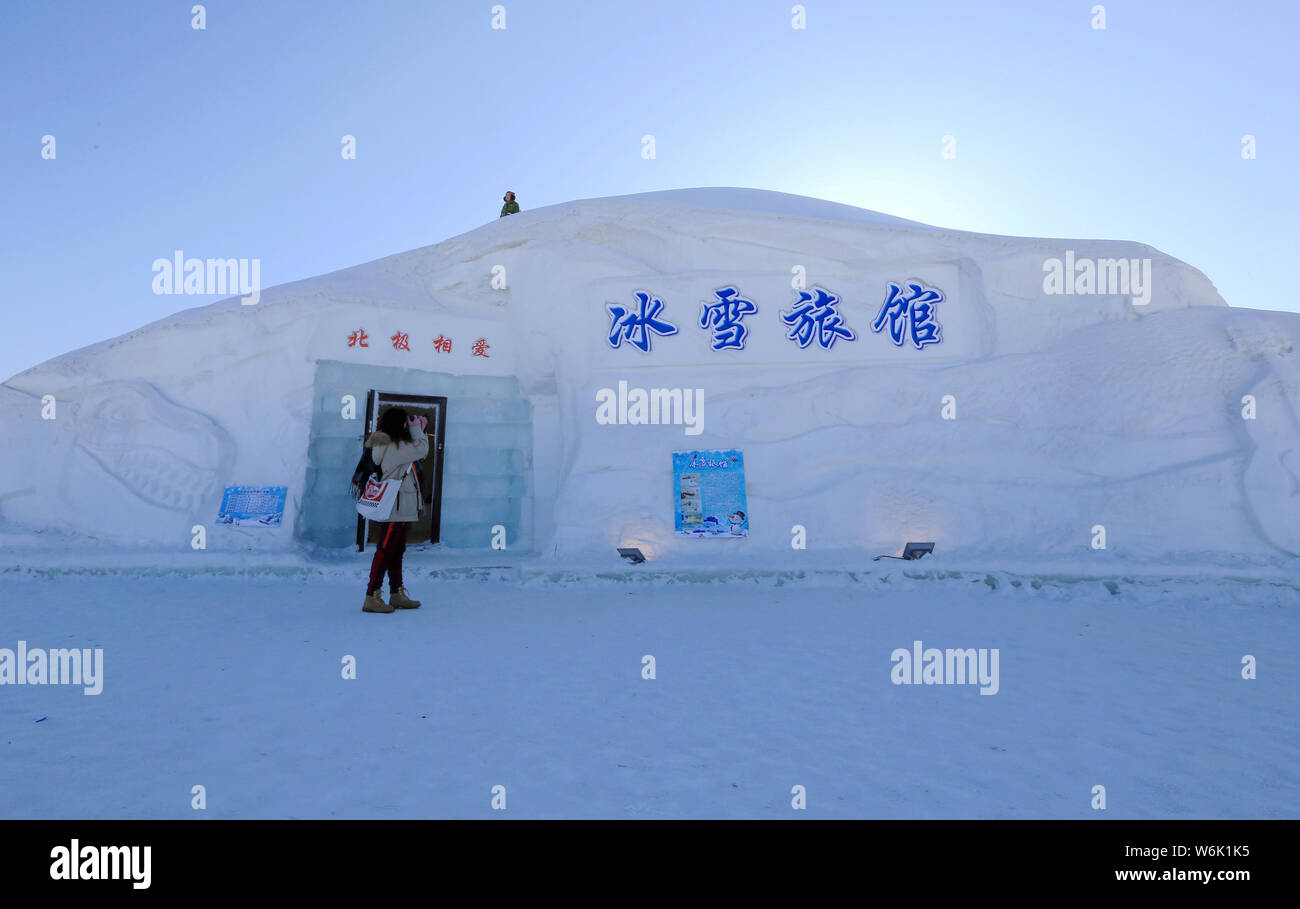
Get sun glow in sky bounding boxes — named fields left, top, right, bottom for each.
left=1, top=0, right=1294, bottom=380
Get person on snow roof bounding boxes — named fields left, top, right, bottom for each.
left=361, top=407, right=430, bottom=614
left=500, top=190, right=520, bottom=217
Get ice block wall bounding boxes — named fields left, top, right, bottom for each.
left=300, top=360, right=533, bottom=550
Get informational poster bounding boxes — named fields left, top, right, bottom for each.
left=216, top=486, right=287, bottom=527
left=673, top=450, right=749, bottom=537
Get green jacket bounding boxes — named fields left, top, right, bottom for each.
left=500, top=199, right=520, bottom=217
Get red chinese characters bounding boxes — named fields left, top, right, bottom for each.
left=347, top=328, right=491, bottom=359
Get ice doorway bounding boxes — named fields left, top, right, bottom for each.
left=357, top=390, right=448, bottom=551
left=299, top=360, right=533, bottom=552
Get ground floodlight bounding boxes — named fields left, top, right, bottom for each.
left=903, top=542, right=935, bottom=560
left=617, top=547, right=646, bottom=564
left=874, top=541, right=936, bottom=561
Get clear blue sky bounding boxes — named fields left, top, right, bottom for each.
left=2, top=0, right=1294, bottom=380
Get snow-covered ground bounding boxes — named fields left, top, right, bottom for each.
left=2, top=559, right=1295, bottom=819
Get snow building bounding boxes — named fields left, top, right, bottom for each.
left=2, top=188, right=1297, bottom=563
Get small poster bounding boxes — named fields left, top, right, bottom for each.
left=673, top=450, right=748, bottom=537
left=217, top=486, right=287, bottom=527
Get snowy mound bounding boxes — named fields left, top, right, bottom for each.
left=2, top=187, right=1297, bottom=565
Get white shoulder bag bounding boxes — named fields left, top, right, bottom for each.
left=355, top=462, right=412, bottom=522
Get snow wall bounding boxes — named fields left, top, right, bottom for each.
left=2, top=188, right=1297, bottom=564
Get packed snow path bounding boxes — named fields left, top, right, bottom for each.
left=1, top=573, right=1295, bottom=819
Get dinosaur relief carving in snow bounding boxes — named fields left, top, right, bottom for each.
left=65, top=381, right=235, bottom=516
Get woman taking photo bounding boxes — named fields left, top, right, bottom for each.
left=362, top=407, right=429, bottom=614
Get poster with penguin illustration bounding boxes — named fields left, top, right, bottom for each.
left=216, top=485, right=288, bottom=526
left=672, top=450, right=748, bottom=537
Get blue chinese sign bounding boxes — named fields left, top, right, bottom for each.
left=607, top=290, right=678, bottom=352
left=780, top=286, right=855, bottom=349
left=673, top=450, right=749, bottom=537
left=871, top=282, right=943, bottom=349
left=700, top=286, right=758, bottom=351
left=217, top=486, right=287, bottom=527
left=606, top=282, right=944, bottom=353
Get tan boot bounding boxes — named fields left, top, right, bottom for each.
left=362, top=591, right=394, bottom=613
left=389, top=587, right=422, bottom=609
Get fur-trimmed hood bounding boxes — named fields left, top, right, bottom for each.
left=366, top=429, right=421, bottom=448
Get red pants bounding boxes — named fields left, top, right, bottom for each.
left=367, top=521, right=409, bottom=594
